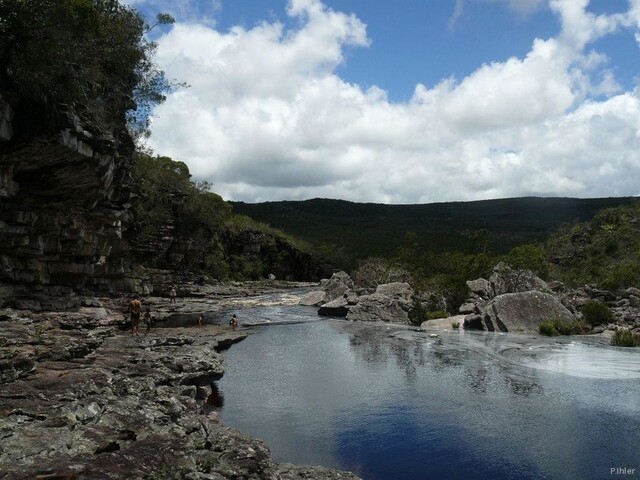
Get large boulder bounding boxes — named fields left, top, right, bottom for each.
left=466, top=278, right=492, bottom=299
left=346, top=282, right=414, bottom=323
left=319, top=271, right=354, bottom=302
left=298, top=290, right=326, bottom=306
left=481, top=291, right=574, bottom=333
left=489, top=262, right=548, bottom=296
left=318, top=297, right=350, bottom=317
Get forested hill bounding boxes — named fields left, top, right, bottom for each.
left=231, top=196, right=640, bottom=259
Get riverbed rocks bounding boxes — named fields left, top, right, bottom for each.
left=346, top=282, right=415, bottom=323
left=318, top=297, right=351, bottom=317
left=314, top=274, right=444, bottom=325
left=460, top=263, right=640, bottom=334
left=459, top=264, right=571, bottom=333
left=0, top=298, right=363, bottom=480
left=300, top=271, right=354, bottom=308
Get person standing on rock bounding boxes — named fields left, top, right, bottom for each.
left=129, top=295, right=143, bottom=336
left=170, top=285, right=177, bottom=304
left=197, top=314, right=204, bottom=327
left=229, top=314, right=238, bottom=330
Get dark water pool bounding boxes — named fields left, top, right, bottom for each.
left=216, top=305, right=640, bottom=480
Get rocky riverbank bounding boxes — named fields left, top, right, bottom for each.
left=0, top=283, right=361, bottom=480
left=304, top=266, right=640, bottom=337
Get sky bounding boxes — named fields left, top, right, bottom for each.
left=123, top=0, right=640, bottom=204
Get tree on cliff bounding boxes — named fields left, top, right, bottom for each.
left=0, top=0, right=173, bottom=138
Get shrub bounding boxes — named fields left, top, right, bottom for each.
left=427, top=310, right=449, bottom=320
left=611, top=330, right=640, bottom=347
left=539, top=321, right=557, bottom=336
left=451, top=321, right=460, bottom=329
left=352, top=257, right=412, bottom=291
left=539, top=318, right=591, bottom=336
left=506, top=244, right=550, bottom=278
left=580, top=301, right=615, bottom=326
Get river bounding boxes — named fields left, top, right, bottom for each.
left=214, top=304, right=640, bottom=480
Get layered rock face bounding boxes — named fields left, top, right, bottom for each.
left=0, top=98, right=134, bottom=300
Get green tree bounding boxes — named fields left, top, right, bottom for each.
left=506, top=244, right=549, bottom=278
left=0, top=0, right=174, bottom=137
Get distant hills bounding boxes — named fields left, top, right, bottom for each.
left=231, top=196, right=640, bottom=260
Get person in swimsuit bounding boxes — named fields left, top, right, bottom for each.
left=129, top=296, right=143, bottom=336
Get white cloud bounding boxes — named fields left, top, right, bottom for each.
left=145, top=0, right=640, bottom=203
left=550, top=0, right=628, bottom=50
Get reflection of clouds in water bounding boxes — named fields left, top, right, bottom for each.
left=523, top=342, right=640, bottom=379
left=341, top=324, right=639, bottom=480
left=347, top=324, right=548, bottom=396
left=220, top=308, right=640, bottom=480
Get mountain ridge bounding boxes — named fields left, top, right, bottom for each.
left=231, top=196, right=640, bottom=259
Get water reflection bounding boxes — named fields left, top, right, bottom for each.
left=342, top=323, right=547, bottom=398
left=218, top=305, right=640, bottom=480
left=206, top=382, right=225, bottom=408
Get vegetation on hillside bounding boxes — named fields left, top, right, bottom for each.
left=545, top=203, right=640, bottom=290
left=231, top=197, right=638, bottom=263
left=129, top=153, right=335, bottom=281
left=347, top=202, right=640, bottom=314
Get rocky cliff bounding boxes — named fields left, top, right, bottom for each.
left=0, top=91, right=331, bottom=308
left=0, top=92, right=136, bottom=305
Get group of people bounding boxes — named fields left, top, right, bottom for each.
left=128, top=296, right=154, bottom=336
left=128, top=288, right=240, bottom=335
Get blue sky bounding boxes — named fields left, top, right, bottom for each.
left=211, top=0, right=563, bottom=101
left=125, top=0, right=640, bottom=204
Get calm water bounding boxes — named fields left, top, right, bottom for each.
left=216, top=305, right=640, bottom=480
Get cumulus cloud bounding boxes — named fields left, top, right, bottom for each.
left=146, top=0, right=640, bottom=203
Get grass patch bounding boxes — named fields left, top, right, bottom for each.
left=611, top=329, right=640, bottom=347
left=539, top=318, right=591, bottom=336
left=427, top=310, right=449, bottom=320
